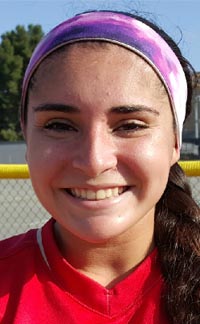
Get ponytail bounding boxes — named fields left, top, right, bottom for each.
left=155, top=163, right=200, bottom=323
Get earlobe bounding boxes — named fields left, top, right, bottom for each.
left=171, top=142, right=180, bottom=166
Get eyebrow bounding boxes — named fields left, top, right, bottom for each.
left=33, top=103, right=80, bottom=113
left=33, top=103, right=159, bottom=116
left=110, top=105, right=160, bottom=115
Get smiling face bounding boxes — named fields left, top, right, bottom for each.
left=25, top=43, right=179, bottom=244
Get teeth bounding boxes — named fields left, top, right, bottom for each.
left=69, top=187, right=126, bottom=200
left=74, top=188, right=81, bottom=197
left=118, top=187, right=124, bottom=194
left=113, top=187, right=119, bottom=196
left=80, top=189, right=87, bottom=199
left=96, top=189, right=106, bottom=200
left=106, top=189, right=112, bottom=198
left=86, top=190, right=96, bottom=200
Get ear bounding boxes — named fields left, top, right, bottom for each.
left=170, top=136, right=180, bottom=166
left=20, top=120, right=27, bottom=142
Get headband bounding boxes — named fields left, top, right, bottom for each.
left=21, top=11, right=187, bottom=146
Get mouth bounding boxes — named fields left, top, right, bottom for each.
left=65, top=186, right=129, bottom=201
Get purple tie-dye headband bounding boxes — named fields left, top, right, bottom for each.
left=21, top=11, right=187, bottom=146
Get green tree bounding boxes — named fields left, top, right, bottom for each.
left=0, top=24, right=43, bottom=141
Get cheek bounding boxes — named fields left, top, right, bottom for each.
left=120, top=136, right=174, bottom=183
left=26, top=140, right=70, bottom=182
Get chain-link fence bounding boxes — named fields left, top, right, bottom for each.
left=0, top=179, right=49, bottom=239
left=0, top=176, right=199, bottom=240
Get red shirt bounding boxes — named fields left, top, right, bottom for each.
left=0, top=219, right=169, bottom=323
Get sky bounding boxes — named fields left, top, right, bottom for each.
left=0, top=0, right=200, bottom=71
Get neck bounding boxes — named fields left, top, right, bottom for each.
left=54, top=219, right=155, bottom=288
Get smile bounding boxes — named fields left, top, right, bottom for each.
left=67, top=187, right=128, bottom=201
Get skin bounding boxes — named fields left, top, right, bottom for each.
left=25, top=44, right=179, bottom=287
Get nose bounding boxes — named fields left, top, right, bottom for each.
left=72, top=127, right=117, bottom=177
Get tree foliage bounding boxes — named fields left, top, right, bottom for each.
left=0, top=24, right=44, bottom=141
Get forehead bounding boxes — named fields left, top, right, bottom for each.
left=30, top=42, right=166, bottom=94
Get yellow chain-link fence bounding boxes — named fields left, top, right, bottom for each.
left=0, top=162, right=199, bottom=240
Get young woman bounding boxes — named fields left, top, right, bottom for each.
left=0, top=10, right=199, bottom=324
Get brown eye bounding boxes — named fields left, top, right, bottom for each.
left=44, top=120, right=77, bottom=132
left=115, top=121, right=148, bottom=132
